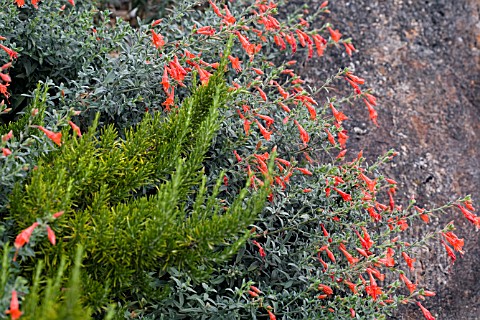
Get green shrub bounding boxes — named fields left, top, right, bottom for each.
left=0, top=1, right=477, bottom=319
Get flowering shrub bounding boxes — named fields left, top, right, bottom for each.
left=0, top=0, right=478, bottom=319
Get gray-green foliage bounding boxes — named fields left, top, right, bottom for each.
left=9, top=69, right=268, bottom=311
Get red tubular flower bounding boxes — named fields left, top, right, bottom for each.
left=293, top=120, right=309, bottom=145
left=14, top=0, right=25, bottom=7
left=344, top=42, right=356, bottom=56
left=68, top=121, right=82, bottom=137
left=248, top=290, right=259, bottom=298
left=243, top=119, right=251, bottom=136
left=329, top=103, right=348, bottom=123
left=364, top=99, right=379, bottom=127
left=257, top=114, right=274, bottom=128
left=255, top=120, right=271, bottom=141
left=195, top=26, right=216, bottom=36
left=256, top=86, right=267, bottom=102
left=402, top=251, right=416, bottom=271
left=366, top=267, right=385, bottom=281
left=319, top=246, right=336, bottom=263
left=0, top=73, right=11, bottom=83
left=2, top=148, right=11, bottom=157
left=195, top=65, right=212, bottom=85
left=273, top=82, right=289, bottom=100
left=336, top=149, right=347, bottom=159
left=252, top=240, right=266, bottom=258
left=456, top=204, right=480, bottom=229
left=304, top=101, right=317, bottom=120
left=14, top=222, right=39, bottom=250
left=337, top=130, right=348, bottom=149
left=417, top=302, right=436, bottom=320
left=5, top=290, right=22, bottom=320
left=327, top=27, right=342, bottom=42
left=208, top=0, right=223, bottom=17
left=295, top=167, right=313, bottom=176
left=273, top=34, right=287, bottom=50
left=325, top=129, right=336, bottom=146
left=377, top=248, right=395, bottom=267
left=464, top=199, right=475, bottom=211
left=0, top=44, right=18, bottom=60
left=275, top=158, right=291, bottom=167
left=151, top=19, right=162, bottom=27
left=222, top=5, right=236, bottom=25
left=150, top=29, right=165, bottom=49
left=339, top=243, right=359, bottom=265
left=285, top=33, right=297, bottom=53
left=350, top=308, right=356, bottom=318
left=162, top=66, right=170, bottom=93
left=318, top=284, right=333, bottom=295
left=226, top=55, right=242, bottom=73
left=332, top=187, right=351, bottom=202
left=359, top=172, right=376, bottom=192
left=235, top=31, right=255, bottom=56
left=365, top=270, right=382, bottom=300
left=399, top=273, right=417, bottom=294
left=364, top=92, right=377, bottom=106
left=266, top=309, right=276, bottom=320
left=52, top=211, right=65, bottom=219
left=344, top=279, right=357, bottom=294
left=345, top=71, right=365, bottom=85
left=250, top=285, right=262, bottom=294
left=35, top=126, right=62, bottom=146
left=313, top=34, right=327, bottom=57
left=360, top=226, right=374, bottom=250
left=442, top=232, right=464, bottom=254
left=46, top=225, right=56, bottom=246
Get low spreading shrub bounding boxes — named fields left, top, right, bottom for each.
left=0, top=0, right=477, bottom=319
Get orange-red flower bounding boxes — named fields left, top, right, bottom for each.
left=14, top=222, right=39, bottom=250
left=252, top=240, right=266, bottom=258
left=150, top=29, right=165, bottom=49
left=441, top=240, right=456, bottom=264
left=402, top=252, right=416, bottom=271
left=377, top=247, right=395, bottom=267
left=327, top=27, right=342, bottom=43
left=344, top=279, right=357, bottom=294
left=364, top=99, right=379, bottom=126
left=329, top=103, right=348, bottom=124
left=266, top=309, right=276, bottom=320
left=359, top=172, right=376, bottom=193
left=0, top=44, right=18, bottom=60
left=5, top=290, right=22, bottom=320
left=68, top=121, right=82, bottom=137
left=46, top=225, right=56, bottom=246
left=255, top=120, right=271, bottom=141
left=365, top=270, right=382, bottom=300
left=399, top=273, right=417, bottom=294
left=195, top=26, right=216, bottom=36
left=333, top=187, right=351, bottom=202
left=294, top=120, right=309, bottom=145
left=35, top=126, right=62, bottom=146
left=285, top=33, right=297, bottom=53
left=2, top=148, right=12, bottom=157
left=14, top=0, right=25, bottom=7
left=228, top=55, right=242, bottom=72
left=295, top=167, right=312, bottom=176
left=318, top=284, right=333, bottom=295
left=339, top=243, right=359, bottom=265
left=417, top=302, right=436, bottom=320
left=442, top=231, right=464, bottom=254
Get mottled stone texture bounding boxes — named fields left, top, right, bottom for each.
left=295, top=0, right=479, bottom=319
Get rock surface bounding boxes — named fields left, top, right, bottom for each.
left=297, top=0, right=479, bottom=319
